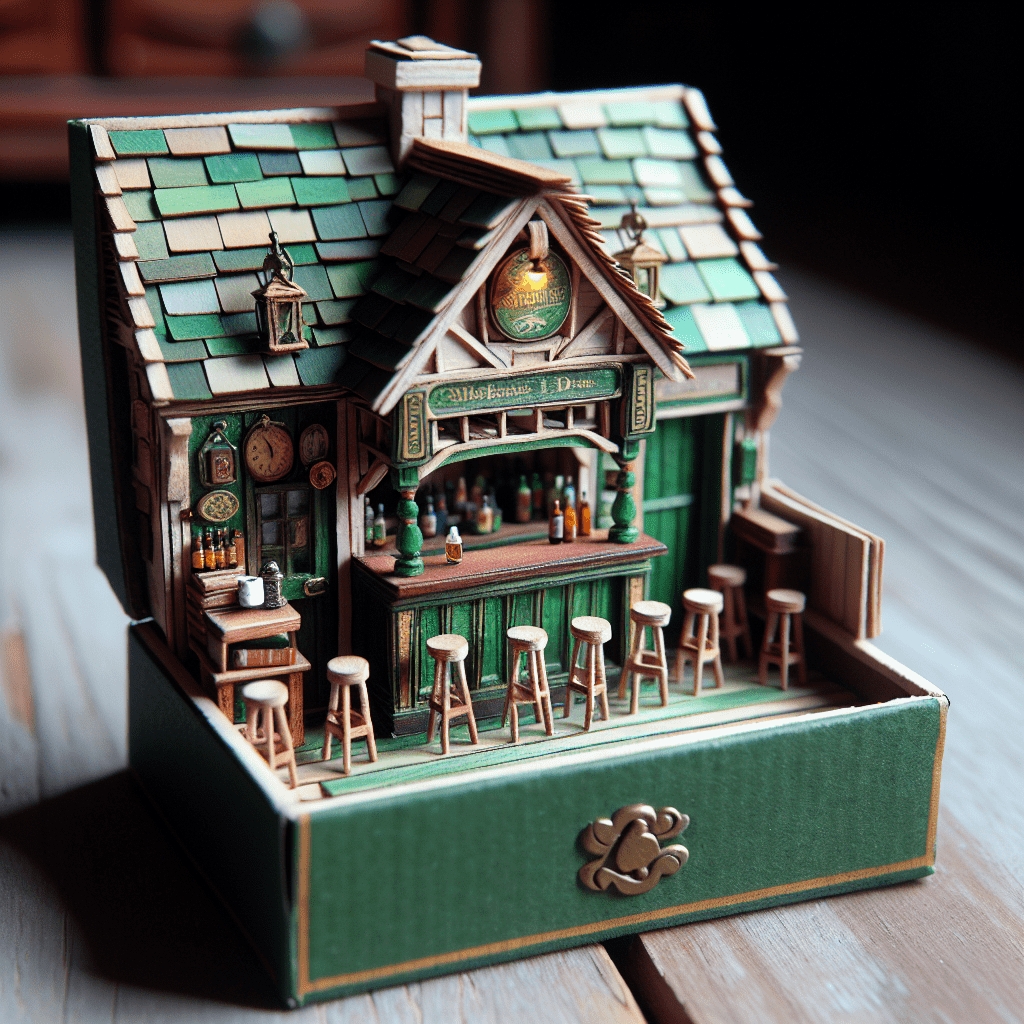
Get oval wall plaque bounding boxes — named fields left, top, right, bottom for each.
left=196, top=489, right=240, bottom=523
left=489, top=248, right=572, bottom=342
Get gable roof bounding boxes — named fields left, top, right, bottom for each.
left=81, top=84, right=795, bottom=408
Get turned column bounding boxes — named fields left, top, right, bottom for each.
left=393, top=490, right=424, bottom=577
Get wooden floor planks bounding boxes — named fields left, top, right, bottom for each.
left=1, top=231, right=1021, bottom=1022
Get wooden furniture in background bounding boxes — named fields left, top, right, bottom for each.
left=707, top=563, right=752, bottom=662
left=676, top=588, right=725, bottom=696
left=758, top=587, right=807, bottom=690
left=619, top=600, right=672, bottom=713
left=563, top=616, right=612, bottom=730
left=425, top=634, right=479, bottom=755
left=322, top=655, right=378, bottom=774
left=241, top=679, right=298, bottom=788
left=502, top=625, right=553, bottom=742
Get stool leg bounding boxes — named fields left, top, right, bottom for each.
left=619, top=620, right=642, bottom=700
left=677, top=610, right=695, bottom=685
left=626, top=624, right=643, bottom=714
left=440, top=665, right=452, bottom=755
left=427, top=659, right=442, bottom=743
left=653, top=624, right=669, bottom=707
left=736, top=587, right=752, bottom=659
left=503, top=648, right=521, bottom=728
left=341, top=681, right=352, bottom=776
left=510, top=695, right=520, bottom=743
left=274, top=706, right=299, bottom=789
left=597, top=642, right=610, bottom=722
left=457, top=660, right=479, bottom=744
left=526, top=651, right=543, bottom=726
left=759, top=611, right=778, bottom=685
left=710, top=611, right=725, bottom=688
left=358, top=681, right=378, bottom=762
left=779, top=612, right=791, bottom=691
left=583, top=643, right=595, bottom=731
left=564, top=637, right=583, bottom=718
left=321, top=681, right=339, bottom=760
left=793, top=612, right=807, bottom=685
left=722, top=588, right=738, bottom=662
left=693, top=614, right=709, bottom=696
left=537, top=650, right=553, bottom=735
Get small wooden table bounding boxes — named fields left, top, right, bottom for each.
left=198, top=602, right=308, bottom=746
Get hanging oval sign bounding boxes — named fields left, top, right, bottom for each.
left=196, top=489, right=240, bottom=523
left=489, top=247, right=572, bottom=342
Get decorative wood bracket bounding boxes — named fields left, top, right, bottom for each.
left=578, top=804, right=689, bottom=895
left=752, top=347, right=802, bottom=431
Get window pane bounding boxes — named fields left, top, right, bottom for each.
left=287, top=488, right=309, bottom=516
left=262, top=521, right=281, bottom=546
left=260, top=492, right=281, bottom=518
left=290, top=517, right=309, bottom=549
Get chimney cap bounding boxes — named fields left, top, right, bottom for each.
left=365, top=36, right=481, bottom=91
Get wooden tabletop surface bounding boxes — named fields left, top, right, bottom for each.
left=1, top=227, right=1021, bottom=1023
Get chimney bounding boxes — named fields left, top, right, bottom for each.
left=365, top=36, right=482, bottom=165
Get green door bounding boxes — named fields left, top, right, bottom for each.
left=641, top=414, right=725, bottom=633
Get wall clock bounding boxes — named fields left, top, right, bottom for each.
left=299, top=423, right=329, bottom=466
left=244, top=416, right=294, bottom=483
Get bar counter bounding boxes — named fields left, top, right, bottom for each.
left=352, top=530, right=668, bottom=734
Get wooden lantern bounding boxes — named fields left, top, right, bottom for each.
left=613, top=205, right=667, bottom=308
left=252, top=232, right=309, bottom=353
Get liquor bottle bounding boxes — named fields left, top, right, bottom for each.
left=531, top=473, right=544, bottom=519
left=227, top=529, right=238, bottom=568
left=549, top=499, right=564, bottom=544
left=214, top=528, right=226, bottom=569
left=564, top=503, right=577, bottom=543
left=420, top=496, right=437, bottom=538
left=579, top=491, right=592, bottom=536
left=543, top=472, right=555, bottom=517
left=192, top=530, right=204, bottom=571
left=364, top=498, right=374, bottom=547
left=373, top=503, right=387, bottom=548
left=470, top=474, right=485, bottom=510
left=516, top=475, right=532, bottom=523
left=233, top=529, right=246, bottom=569
left=435, top=486, right=448, bottom=534
left=203, top=529, right=216, bottom=570
left=455, top=476, right=468, bottom=514
left=490, top=488, right=503, bottom=531
left=563, top=474, right=576, bottom=513
left=445, top=525, right=463, bottom=564
left=477, top=495, right=493, bottom=534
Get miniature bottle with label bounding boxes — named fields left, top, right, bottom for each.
left=214, top=528, right=226, bottom=569
left=490, top=488, right=503, bottom=531
left=364, top=498, right=374, bottom=546
left=203, top=529, right=216, bottom=570
left=445, top=525, right=463, bottom=564
left=373, top=503, right=387, bottom=547
left=579, top=491, right=591, bottom=536
left=233, top=529, right=246, bottom=569
left=516, top=475, right=532, bottom=523
left=564, top=503, right=577, bottom=543
left=470, top=474, right=485, bottom=510
left=227, top=530, right=238, bottom=568
left=549, top=499, right=564, bottom=544
left=563, top=475, right=576, bottom=513
left=455, top=476, right=468, bottom=514
left=192, top=530, right=204, bottom=571
left=420, top=496, right=437, bottom=538
left=476, top=495, right=493, bottom=534
left=531, top=473, right=544, bottom=519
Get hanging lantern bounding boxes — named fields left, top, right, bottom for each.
left=252, top=232, right=309, bottom=353
left=613, top=204, right=667, bottom=308
left=197, top=420, right=238, bottom=487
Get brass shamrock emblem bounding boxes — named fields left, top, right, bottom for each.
left=578, top=804, right=689, bottom=895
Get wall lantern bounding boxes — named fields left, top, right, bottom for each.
left=252, top=232, right=309, bottom=353
left=613, top=204, right=667, bottom=308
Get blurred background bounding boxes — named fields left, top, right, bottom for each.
left=0, top=0, right=1018, bottom=361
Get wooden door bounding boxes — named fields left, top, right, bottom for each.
left=641, top=414, right=725, bottom=633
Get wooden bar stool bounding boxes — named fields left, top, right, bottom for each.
left=322, top=655, right=379, bottom=775
left=707, top=564, right=752, bottom=662
left=676, top=588, right=725, bottom=697
left=241, top=679, right=298, bottom=789
left=759, top=588, right=807, bottom=690
left=426, top=634, right=480, bottom=754
left=502, top=626, right=554, bottom=742
left=618, top=600, right=672, bottom=714
left=563, top=616, right=612, bottom=731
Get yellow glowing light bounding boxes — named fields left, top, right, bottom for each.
left=525, top=261, right=548, bottom=289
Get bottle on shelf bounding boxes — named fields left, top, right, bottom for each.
left=531, top=473, right=544, bottom=519
left=564, top=503, right=577, bottom=543
left=476, top=495, right=493, bottom=535
left=434, top=486, right=448, bottom=534
left=214, top=528, right=226, bottom=569
left=563, top=475, right=576, bottom=513
left=489, top=488, right=503, bottom=531
left=364, top=497, right=374, bottom=547
left=579, top=491, right=591, bottom=536
left=233, top=529, right=246, bottom=569
left=203, top=529, right=216, bottom=570
left=420, top=495, right=437, bottom=538
left=192, top=530, right=204, bottom=571
left=445, top=525, right=463, bottom=564
left=373, top=503, right=387, bottom=548
left=455, top=476, right=468, bottom=515
left=549, top=499, right=564, bottom=545
left=516, top=475, right=532, bottom=523
left=470, top=474, right=485, bottom=510
left=226, top=529, right=238, bottom=568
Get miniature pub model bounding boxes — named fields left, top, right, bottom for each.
left=70, top=36, right=947, bottom=1007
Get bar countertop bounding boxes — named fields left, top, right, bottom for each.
left=353, top=529, right=668, bottom=600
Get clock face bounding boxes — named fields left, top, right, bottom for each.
left=244, top=421, right=294, bottom=483
left=299, top=423, right=329, bottom=466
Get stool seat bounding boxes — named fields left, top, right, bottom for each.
left=427, top=634, right=470, bottom=661
left=503, top=626, right=553, bottom=742
left=760, top=589, right=807, bottom=689
left=241, top=679, right=298, bottom=788
left=708, top=564, right=752, bottom=662
left=677, top=588, right=725, bottom=696
left=620, top=601, right=672, bottom=714
left=564, top=616, right=611, bottom=730
left=426, top=633, right=479, bottom=754
left=322, top=655, right=378, bottom=774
